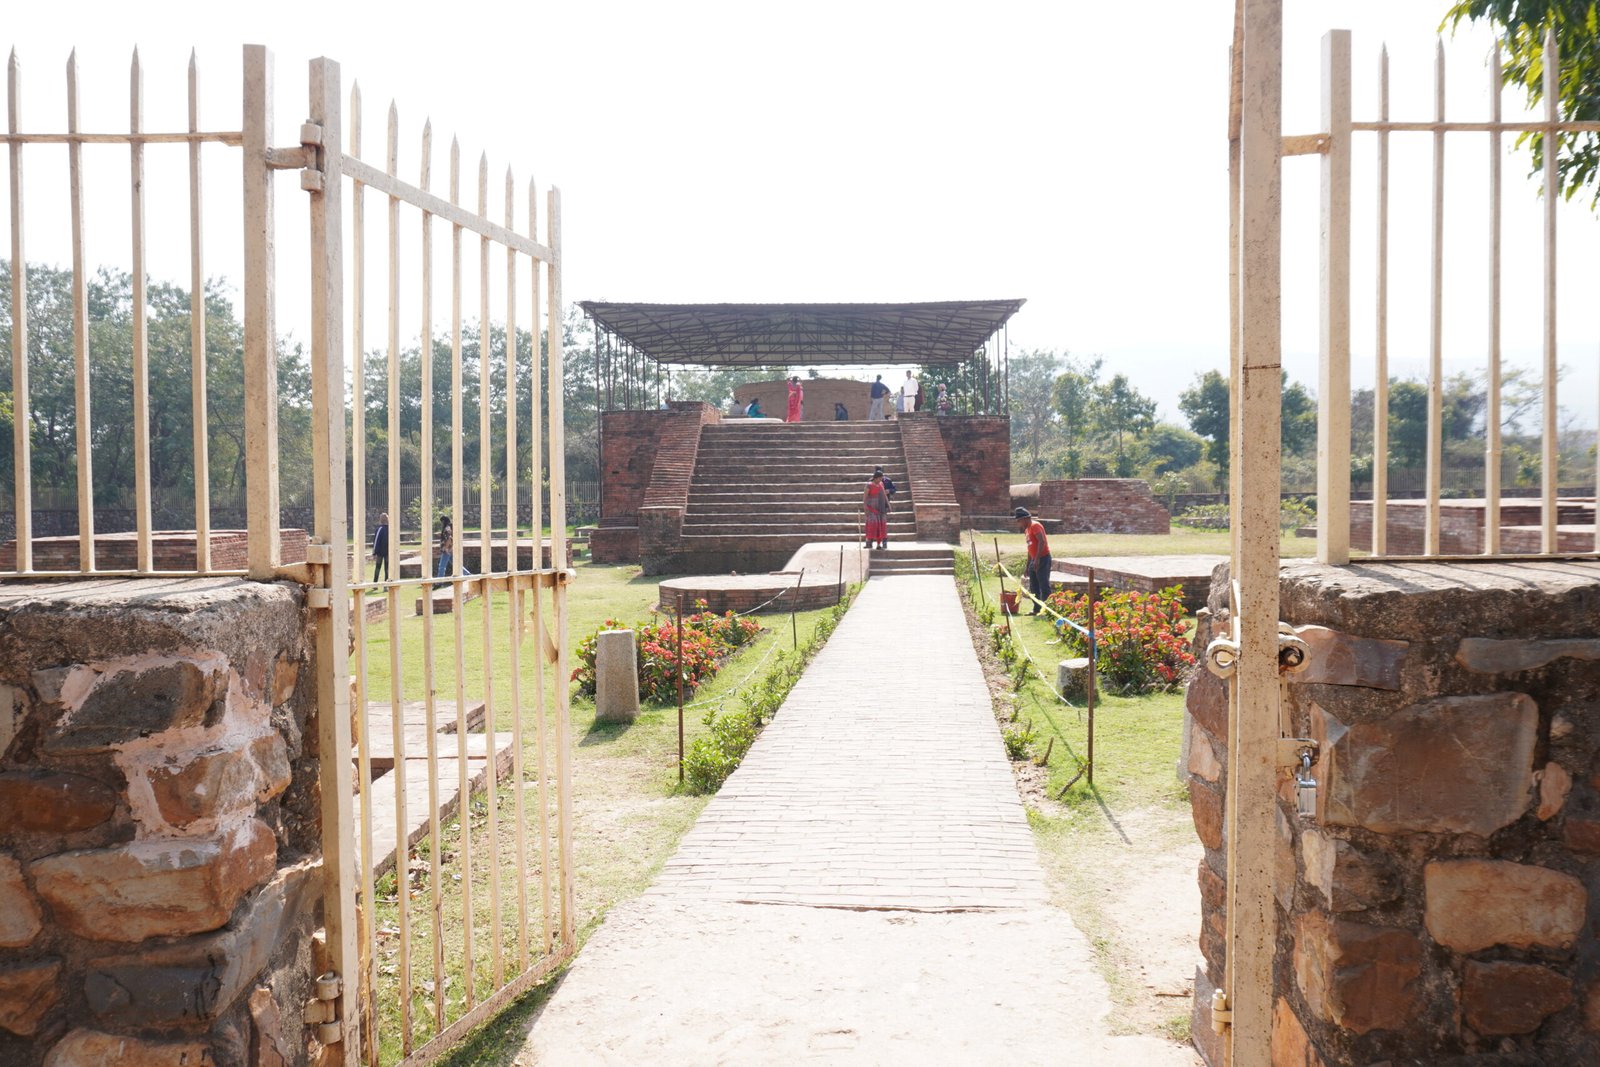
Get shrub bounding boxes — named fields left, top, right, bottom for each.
left=1002, top=719, right=1037, bottom=761
left=1044, top=585, right=1195, bottom=693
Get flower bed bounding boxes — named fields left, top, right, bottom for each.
left=1044, top=584, right=1195, bottom=692
left=572, top=602, right=764, bottom=703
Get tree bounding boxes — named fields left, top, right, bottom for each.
left=1008, top=349, right=1063, bottom=480
left=1178, top=370, right=1231, bottom=485
left=1091, top=374, right=1157, bottom=477
left=1282, top=377, right=1316, bottom=457
left=1445, top=1, right=1600, bottom=204
left=1140, top=422, right=1205, bottom=475
left=1050, top=354, right=1103, bottom=476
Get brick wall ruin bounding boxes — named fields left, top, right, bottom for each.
left=1185, top=560, right=1600, bottom=1065
left=0, top=578, right=323, bottom=1066
left=935, top=416, right=1010, bottom=526
left=1348, top=498, right=1594, bottom=555
left=1018, top=479, right=1171, bottom=535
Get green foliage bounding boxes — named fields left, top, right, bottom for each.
left=1445, top=0, right=1600, bottom=204
left=1001, top=719, right=1038, bottom=761
left=1045, top=585, right=1195, bottom=693
left=1140, top=423, right=1205, bottom=476
left=1177, top=369, right=1230, bottom=484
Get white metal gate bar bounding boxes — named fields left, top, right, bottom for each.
left=1313, top=27, right=1600, bottom=565
left=327, top=63, right=573, bottom=1065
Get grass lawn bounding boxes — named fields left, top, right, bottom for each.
left=967, top=523, right=1314, bottom=566
left=349, top=558, right=844, bottom=1065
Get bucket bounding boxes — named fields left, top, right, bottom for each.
left=1000, top=590, right=1020, bottom=615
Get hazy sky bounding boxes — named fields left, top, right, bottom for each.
left=6, top=0, right=1599, bottom=427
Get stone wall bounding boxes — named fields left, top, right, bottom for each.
left=1185, top=560, right=1600, bottom=1065
left=1025, top=479, right=1171, bottom=535
left=935, top=416, right=1010, bottom=525
left=0, top=578, right=323, bottom=1066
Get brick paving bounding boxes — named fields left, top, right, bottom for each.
left=651, top=573, right=1045, bottom=909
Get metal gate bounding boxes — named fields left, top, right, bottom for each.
left=1, top=43, right=575, bottom=1066
left=294, top=52, right=577, bottom=1067
left=1222, top=3, right=1600, bottom=1063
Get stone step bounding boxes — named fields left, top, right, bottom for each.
left=682, top=521, right=917, bottom=534
left=686, top=499, right=915, bottom=514
left=870, top=564, right=955, bottom=576
left=696, top=444, right=906, bottom=456
left=692, top=470, right=909, bottom=484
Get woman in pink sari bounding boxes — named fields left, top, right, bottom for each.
left=786, top=376, right=804, bottom=422
left=863, top=470, right=890, bottom=549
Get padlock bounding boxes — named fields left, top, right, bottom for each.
left=1294, top=750, right=1318, bottom=820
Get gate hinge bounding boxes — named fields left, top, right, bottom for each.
left=1211, top=989, right=1233, bottom=1034
left=306, top=588, right=332, bottom=611
left=304, top=970, right=344, bottom=1046
left=291, top=121, right=326, bottom=191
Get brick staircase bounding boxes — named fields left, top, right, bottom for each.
left=678, top=422, right=916, bottom=569
left=869, top=545, right=956, bottom=576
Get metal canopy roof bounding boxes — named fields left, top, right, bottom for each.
left=578, top=299, right=1026, bottom=367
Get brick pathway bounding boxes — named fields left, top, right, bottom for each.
left=651, top=573, right=1045, bottom=909
left=520, top=575, right=1198, bottom=1065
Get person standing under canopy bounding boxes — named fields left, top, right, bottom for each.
left=868, top=374, right=891, bottom=421
left=863, top=470, right=890, bottom=550
left=786, top=376, right=804, bottom=422
left=898, top=369, right=919, bottom=414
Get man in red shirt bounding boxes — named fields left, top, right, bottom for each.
left=1014, top=507, right=1052, bottom=615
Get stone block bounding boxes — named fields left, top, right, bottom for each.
left=0, top=853, right=44, bottom=948
left=1187, top=726, right=1221, bottom=783
left=1290, top=625, right=1407, bottom=690
left=249, top=733, right=292, bottom=802
left=0, top=683, right=22, bottom=758
left=1191, top=966, right=1225, bottom=1067
left=1312, top=694, right=1537, bottom=837
left=1185, top=652, right=1228, bottom=741
left=147, top=738, right=284, bottom=829
left=1563, top=815, right=1600, bottom=855
left=1585, top=983, right=1600, bottom=1033
left=249, top=986, right=291, bottom=1067
left=44, top=659, right=223, bottom=754
left=83, top=860, right=313, bottom=1028
left=1536, top=763, right=1573, bottom=821
left=0, top=958, right=62, bottom=1037
left=1191, top=778, right=1223, bottom=851
left=1456, top=637, right=1600, bottom=674
left=44, top=1028, right=215, bottom=1066
left=1302, top=831, right=1398, bottom=913
left=1424, top=859, right=1586, bottom=953
left=1293, top=912, right=1424, bottom=1035
left=1197, top=856, right=1226, bottom=914
left=30, top=818, right=276, bottom=942
left=271, top=658, right=299, bottom=706
left=1056, top=658, right=1091, bottom=702
left=1272, top=996, right=1324, bottom=1066
left=594, top=630, right=641, bottom=724
left=0, top=770, right=118, bottom=836
left=1462, top=960, right=1573, bottom=1037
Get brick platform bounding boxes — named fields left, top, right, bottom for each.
left=1015, top=479, right=1171, bottom=535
